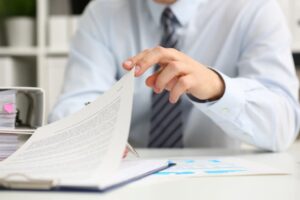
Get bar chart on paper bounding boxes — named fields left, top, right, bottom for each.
left=151, top=157, right=287, bottom=177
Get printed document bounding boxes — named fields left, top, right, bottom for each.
left=151, top=157, right=286, bottom=178
left=0, top=69, right=169, bottom=190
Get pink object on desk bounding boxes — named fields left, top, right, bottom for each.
left=3, top=103, right=15, bottom=113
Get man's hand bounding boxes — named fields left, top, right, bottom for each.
left=123, top=147, right=129, bottom=158
left=123, top=46, right=225, bottom=103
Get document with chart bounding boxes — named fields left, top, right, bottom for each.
left=151, top=157, right=287, bottom=178
left=0, top=69, right=171, bottom=192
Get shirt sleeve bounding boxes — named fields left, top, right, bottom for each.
left=189, top=0, right=300, bottom=152
left=49, top=1, right=118, bottom=122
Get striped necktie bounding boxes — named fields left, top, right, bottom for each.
left=148, top=8, right=183, bottom=148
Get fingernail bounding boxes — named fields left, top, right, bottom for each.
left=154, top=87, right=160, bottom=94
left=135, top=66, right=141, bottom=74
left=169, top=97, right=176, bottom=104
left=124, top=60, right=133, bottom=67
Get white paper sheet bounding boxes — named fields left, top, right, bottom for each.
left=0, top=69, right=135, bottom=187
left=101, top=159, right=171, bottom=188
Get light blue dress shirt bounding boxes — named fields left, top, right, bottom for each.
left=49, top=0, right=300, bottom=151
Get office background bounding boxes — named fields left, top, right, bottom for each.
left=0, top=0, right=299, bottom=119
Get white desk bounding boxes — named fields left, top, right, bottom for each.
left=1, top=142, right=300, bottom=200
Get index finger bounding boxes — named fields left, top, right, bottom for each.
left=134, top=46, right=180, bottom=76
left=123, top=48, right=151, bottom=70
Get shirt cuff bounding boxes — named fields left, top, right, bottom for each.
left=188, top=70, right=245, bottom=121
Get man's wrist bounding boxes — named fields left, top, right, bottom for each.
left=188, top=68, right=225, bottom=103
left=208, top=68, right=225, bottom=100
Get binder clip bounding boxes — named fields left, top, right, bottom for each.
left=0, top=173, right=56, bottom=190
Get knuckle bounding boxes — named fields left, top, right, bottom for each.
left=167, top=48, right=178, bottom=54
left=170, top=61, right=180, bottom=72
left=155, top=46, right=165, bottom=54
left=168, top=61, right=177, bottom=67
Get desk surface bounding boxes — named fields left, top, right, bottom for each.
left=1, top=142, right=300, bottom=200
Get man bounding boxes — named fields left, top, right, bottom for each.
left=49, top=0, right=300, bottom=151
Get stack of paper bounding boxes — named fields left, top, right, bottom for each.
left=0, top=90, right=17, bottom=161
left=0, top=90, right=17, bottom=128
left=0, top=134, right=18, bottom=161
left=0, top=133, right=30, bottom=161
left=0, top=89, right=34, bottom=161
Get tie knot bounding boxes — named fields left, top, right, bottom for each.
left=160, top=8, right=179, bottom=49
left=161, top=7, right=179, bottom=28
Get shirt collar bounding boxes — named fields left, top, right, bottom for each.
left=147, top=0, right=207, bottom=27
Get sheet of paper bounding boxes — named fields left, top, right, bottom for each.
left=101, top=159, right=170, bottom=188
left=151, top=157, right=287, bottom=178
left=0, top=69, right=135, bottom=187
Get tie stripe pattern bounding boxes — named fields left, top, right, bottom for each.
left=148, top=8, right=183, bottom=148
